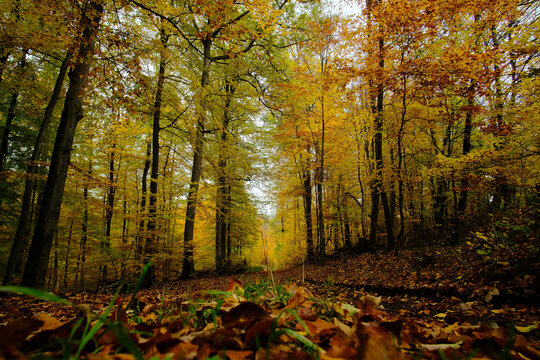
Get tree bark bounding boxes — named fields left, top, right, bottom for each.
left=491, top=27, right=512, bottom=209
left=136, top=140, right=151, bottom=259
left=74, top=161, right=91, bottom=289
left=215, top=79, right=234, bottom=272
left=455, top=84, right=475, bottom=238
left=63, top=217, right=74, bottom=290
left=101, top=144, right=117, bottom=284
left=181, top=37, right=211, bottom=279
left=21, top=0, right=103, bottom=289
left=144, top=27, right=168, bottom=287
left=3, top=51, right=70, bottom=285
left=302, top=145, right=314, bottom=260
left=369, top=37, right=395, bottom=250
left=316, top=86, right=326, bottom=257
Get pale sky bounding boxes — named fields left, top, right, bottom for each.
left=324, top=0, right=363, bottom=17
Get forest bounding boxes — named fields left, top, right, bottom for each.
left=0, top=0, right=539, bottom=358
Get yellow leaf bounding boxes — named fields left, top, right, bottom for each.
left=515, top=324, right=538, bottom=333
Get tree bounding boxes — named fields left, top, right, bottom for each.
left=143, top=23, right=169, bottom=287
left=3, top=51, right=71, bottom=285
left=21, top=0, right=104, bottom=288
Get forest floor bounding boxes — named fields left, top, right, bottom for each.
left=1, top=232, right=539, bottom=359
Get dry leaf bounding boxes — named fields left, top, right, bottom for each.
left=356, top=295, right=381, bottom=314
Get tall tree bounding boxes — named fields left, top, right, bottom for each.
left=215, top=78, right=236, bottom=271
left=21, top=0, right=104, bottom=289
left=143, top=24, right=169, bottom=287
left=3, top=51, right=71, bottom=285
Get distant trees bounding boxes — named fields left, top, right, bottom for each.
left=269, top=0, right=539, bottom=260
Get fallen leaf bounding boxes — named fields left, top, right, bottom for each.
left=35, top=312, right=63, bottom=331
left=515, top=324, right=538, bottom=333
left=298, top=306, right=318, bottom=321
left=169, top=341, right=198, bottom=359
left=355, top=322, right=404, bottom=360
left=341, top=303, right=360, bottom=316
left=245, top=318, right=273, bottom=346
left=418, top=342, right=463, bottom=351
left=326, top=334, right=357, bottom=359
left=227, top=278, right=243, bottom=293
left=0, top=318, right=43, bottom=348
left=284, top=286, right=310, bottom=309
left=225, top=350, right=254, bottom=360
left=304, top=318, right=336, bottom=336
left=356, top=295, right=381, bottom=314
left=485, top=289, right=499, bottom=302
left=333, top=318, right=353, bottom=338
left=224, top=302, right=266, bottom=328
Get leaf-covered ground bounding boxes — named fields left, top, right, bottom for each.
left=0, top=238, right=539, bottom=359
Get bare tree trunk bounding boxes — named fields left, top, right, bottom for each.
left=21, top=0, right=103, bottom=289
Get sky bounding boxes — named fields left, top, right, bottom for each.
left=325, top=0, right=363, bottom=17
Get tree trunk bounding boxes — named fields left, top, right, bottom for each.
left=63, top=217, right=74, bottom=290
left=0, top=50, right=27, bottom=175
left=455, top=83, right=475, bottom=240
left=302, top=145, right=314, bottom=260
left=491, top=27, right=512, bottom=210
left=181, top=37, right=211, bottom=279
left=136, top=140, right=151, bottom=259
left=21, top=1, right=103, bottom=289
left=121, top=180, right=129, bottom=276
left=216, top=80, right=234, bottom=272
left=316, top=106, right=325, bottom=257
left=144, top=28, right=167, bottom=287
left=52, top=232, right=59, bottom=290
left=74, top=161, right=91, bottom=289
left=101, top=143, right=117, bottom=284
left=3, top=51, right=70, bottom=285
left=368, top=28, right=395, bottom=250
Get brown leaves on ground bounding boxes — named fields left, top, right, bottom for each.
left=0, top=239, right=538, bottom=359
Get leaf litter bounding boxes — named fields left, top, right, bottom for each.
left=0, top=240, right=539, bottom=359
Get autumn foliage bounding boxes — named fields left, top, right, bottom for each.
left=0, top=0, right=539, bottom=358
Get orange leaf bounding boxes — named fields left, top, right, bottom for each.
left=326, top=334, right=357, bottom=359
left=285, top=286, right=310, bottom=309
left=227, top=278, right=243, bottom=292
left=35, top=312, right=63, bottom=331
left=225, top=350, right=253, bottom=360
